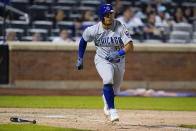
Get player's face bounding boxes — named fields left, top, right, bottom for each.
left=103, top=12, right=114, bottom=25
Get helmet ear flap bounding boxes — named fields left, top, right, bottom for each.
left=101, top=14, right=104, bottom=22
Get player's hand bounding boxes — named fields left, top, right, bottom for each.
left=76, top=58, right=83, bottom=70
left=105, top=51, right=120, bottom=63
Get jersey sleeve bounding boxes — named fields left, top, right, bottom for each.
left=82, top=26, right=95, bottom=42
left=120, top=24, right=133, bottom=45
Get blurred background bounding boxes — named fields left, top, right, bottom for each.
left=0, top=0, right=196, bottom=43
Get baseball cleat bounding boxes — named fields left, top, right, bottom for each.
left=102, top=95, right=110, bottom=116
left=109, top=109, right=119, bottom=122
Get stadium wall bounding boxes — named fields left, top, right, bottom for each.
left=8, top=42, right=196, bottom=89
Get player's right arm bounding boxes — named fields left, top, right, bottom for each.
left=76, top=26, right=94, bottom=70
left=76, top=37, right=87, bottom=70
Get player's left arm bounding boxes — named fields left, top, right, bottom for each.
left=106, top=23, right=134, bottom=62
left=115, top=41, right=134, bottom=57
left=105, top=41, right=133, bottom=62
left=122, top=41, right=134, bottom=54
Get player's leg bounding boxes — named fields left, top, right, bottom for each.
left=103, top=83, right=120, bottom=122
left=103, top=83, right=115, bottom=111
left=109, top=62, right=125, bottom=121
left=102, top=94, right=110, bottom=115
left=113, top=62, right=125, bottom=96
left=95, top=60, right=116, bottom=117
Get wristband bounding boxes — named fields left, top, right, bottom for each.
left=118, top=49, right=126, bottom=56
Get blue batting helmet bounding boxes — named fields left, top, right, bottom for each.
left=98, top=4, right=114, bottom=21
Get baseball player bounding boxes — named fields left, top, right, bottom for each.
left=76, top=4, right=134, bottom=122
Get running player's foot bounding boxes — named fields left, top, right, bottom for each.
left=109, top=109, right=119, bottom=122
left=102, top=95, right=110, bottom=116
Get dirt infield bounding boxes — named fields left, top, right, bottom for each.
left=0, top=108, right=196, bottom=131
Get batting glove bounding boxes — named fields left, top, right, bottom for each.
left=105, top=51, right=121, bottom=63
left=76, top=58, right=83, bottom=70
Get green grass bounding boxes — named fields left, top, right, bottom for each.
left=0, top=96, right=196, bottom=111
left=180, top=124, right=196, bottom=129
left=0, top=124, right=89, bottom=131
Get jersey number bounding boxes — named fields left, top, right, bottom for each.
left=114, top=43, right=124, bottom=51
